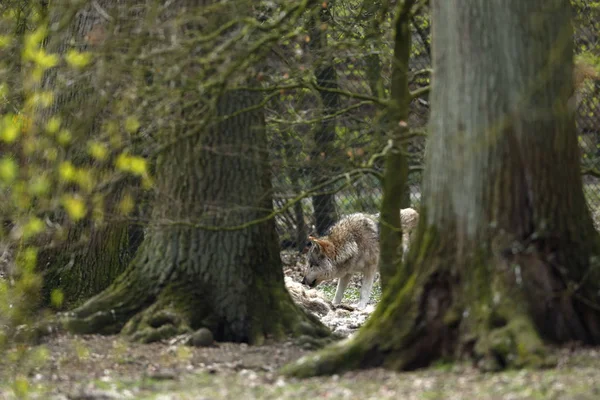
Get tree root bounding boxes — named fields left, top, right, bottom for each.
left=281, top=334, right=372, bottom=377
left=26, top=264, right=330, bottom=345
left=471, top=316, right=556, bottom=371
left=292, top=333, right=343, bottom=350
left=59, top=269, right=155, bottom=336
left=282, top=272, right=423, bottom=378
left=283, top=302, right=556, bottom=378
left=282, top=254, right=559, bottom=378
left=120, top=298, right=193, bottom=343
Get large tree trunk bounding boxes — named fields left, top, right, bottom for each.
left=284, top=0, right=600, bottom=377
left=59, top=89, right=327, bottom=343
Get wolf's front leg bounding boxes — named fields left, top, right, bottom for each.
left=333, top=274, right=351, bottom=306
left=358, top=268, right=376, bottom=310
left=402, top=234, right=409, bottom=263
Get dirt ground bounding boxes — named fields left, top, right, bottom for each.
left=1, top=252, right=600, bottom=399
left=1, top=333, right=600, bottom=399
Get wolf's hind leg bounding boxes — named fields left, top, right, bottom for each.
left=358, top=267, right=376, bottom=310
left=333, top=274, right=352, bottom=306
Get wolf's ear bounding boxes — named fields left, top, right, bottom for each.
left=312, top=238, right=335, bottom=258
left=305, top=236, right=318, bottom=252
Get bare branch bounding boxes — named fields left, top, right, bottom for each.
left=410, top=85, right=430, bottom=100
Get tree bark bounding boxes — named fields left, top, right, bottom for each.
left=35, top=1, right=143, bottom=307
left=309, top=5, right=339, bottom=236
left=362, top=0, right=386, bottom=100
left=58, top=89, right=328, bottom=344
left=283, top=0, right=600, bottom=377
left=39, top=180, right=144, bottom=308
left=378, top=0, right=412, bottom=290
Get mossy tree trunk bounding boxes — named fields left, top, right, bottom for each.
left=60, top=89, right=328, bottom=344
left=309, top=4, right=339, bottom=236
left=377, top=0, right=413, bottom=290
left=284, top=0, right=600, bottom=377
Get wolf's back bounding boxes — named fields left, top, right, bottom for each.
left=328, top=213, right=379, bottom=249
left=371, top=208, right=419, bottom=235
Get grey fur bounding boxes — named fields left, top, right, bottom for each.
left=301, top=209, right=419, bottom=310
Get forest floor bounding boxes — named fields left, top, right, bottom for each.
left=2, top=333, right=600, bottom=400
left=1, top=252, right=600, bottom=399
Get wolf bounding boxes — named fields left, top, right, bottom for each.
left=301, top=208, right=419, bottom=310
left=397, top=207, right=419, bottom=259
left=302, top=213, right=379, bottom=310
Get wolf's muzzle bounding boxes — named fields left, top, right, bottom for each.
left=301, top=277, right=317, bottom=288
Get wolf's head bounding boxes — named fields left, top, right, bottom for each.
left=301, top=235, right=336, bottom=288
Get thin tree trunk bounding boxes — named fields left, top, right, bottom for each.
left=281, top=124, right=309, bottom=251
left=362, top=0, right=385, bottom=100
left=284, top=0, right=600, bottom=377
left=291, top=171, right=308, bottom=252
left=309, top=5, right=339, bottom=235
left=377, top=0, right=412, bottom=290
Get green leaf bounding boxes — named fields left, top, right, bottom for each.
left=62, top=195, right=87, bottom=221
left=65, top=49, right=93, bottom=69
left=0, top=157, right=17, bottom=183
